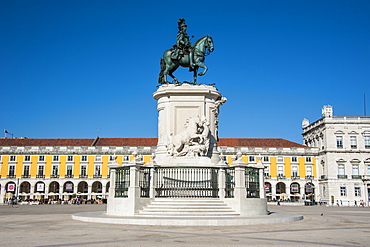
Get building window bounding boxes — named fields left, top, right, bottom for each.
left=292, top=166, right=298, bottom=177
left=278, top=166, right=284, bottom=177
left=95, top=165, right=101, bottom=176
left=249, top=156, right=255, bottom=162
left=354, top=187, right=361, bottom=197
left=109, top=156, right=115, bottom=161
left=67, top=156, right=73, bottom=162
left=264, top=166, right=270, bottom=177
left=306, top=166, right=312, bottom=176
left=263, top=156, right=269, bottom=162
left=350, top=136, right=357, bottom=149
left=338, top=164, right=345, bottom=176
left=24, top=156, right=30, bottom=161
left=52, top=165, right=58, bottom=177
left=123, top=156, right=130, bottom=161
left=291, top=157, right=297, bottom=163
left=23, top=165, right=30, bottom=177
left=53, top=156, right=59, bottom=162
left=80, top=165, right=87, bottom=177
left=306, top=157, right=312, bottom=163
left=336, top=136, right=343, bottom=148
left=352, top=164, right=359, bottom=176
left=340, top=186, right=346, bottom=196
left=10, top=156, right=16, bottom=161
left=277, top=156, right=284, bottom=162
left=365, top=136, right=370, bottom=149
left=39, top=156, right=45, bottom=162
left=8, top=165, right=15, bottom=176
left=367, top=165, right=370, bottom=175
left=81, top=156, right=87, bottom=162
left=95, top=156, right=102, bottom=162
left=66, top=165, right=73, bottom=177
left=38, top=165, right=44, bottom=177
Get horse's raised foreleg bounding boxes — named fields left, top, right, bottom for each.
left=197, top=63, right=208, bottom=76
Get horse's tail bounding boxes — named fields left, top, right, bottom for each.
left=158, top=58, right=166, bottom=84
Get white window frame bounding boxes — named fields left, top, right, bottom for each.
left=278, top=165, right=284, bottom=177
left=364, top=136, right=370, bottom=149
left=340, top=186, right=347, bottom=196
left=350, top=136, right=357, bottom=149
left=338, top=164, right=345, bottom=176
left=354, top=187, right=361, bottom=197
left=292, top=166, right=298, bottom=177
left=336, top=136, right=343, bottom=148
left=39, top=156, right=45, bottom=162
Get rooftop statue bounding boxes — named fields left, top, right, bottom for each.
left=158, top=18, right=214, bottom=84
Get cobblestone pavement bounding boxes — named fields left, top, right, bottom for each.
left=0, top=204, right=369, bottom=247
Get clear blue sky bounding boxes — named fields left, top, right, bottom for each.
left=1, top=1, right=369, bottom=144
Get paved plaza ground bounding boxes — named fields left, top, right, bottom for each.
left=0, top=203, right=369, bottom=247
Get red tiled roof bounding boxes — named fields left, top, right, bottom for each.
left=218, top=138, right=306, bottom=148
left=94, top=138, right=158, bottom=147
left=0, top=137, right=305, bottom=148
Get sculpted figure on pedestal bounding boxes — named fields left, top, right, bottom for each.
left=167, top=116, right=211, bottom=157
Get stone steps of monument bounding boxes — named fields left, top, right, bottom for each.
left=136, top=198, right=239, bottom=217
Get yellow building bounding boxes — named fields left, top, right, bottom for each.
left=0, top=137, right=318, bottom=204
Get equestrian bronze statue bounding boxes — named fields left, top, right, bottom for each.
left=158, top=18, right=214, bottom=84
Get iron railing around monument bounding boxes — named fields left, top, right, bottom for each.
left=115, top=167, right=130, bottom=197
left=155, top=167, right=219, bottom=198
left=225, top=168, right=235, bottom=198
left=245, top=167, right=259, bottom=198
left=139, top=167, right=151, bottom=198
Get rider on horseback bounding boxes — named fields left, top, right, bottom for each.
left=171, top=18, right=195, bottom=67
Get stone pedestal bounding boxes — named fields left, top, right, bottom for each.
left=153, top=84, right=226, bottom=166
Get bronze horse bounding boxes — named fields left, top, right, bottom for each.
left=158, top=35, right=214, bottom=84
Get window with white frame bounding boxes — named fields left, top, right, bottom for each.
left=95, top=155, right=102, bottom=162
left=338, top=164, right=345, bottom=176
left=109, top=156, right=115, bottom=161
left=365, top=136, right=370, bottom=149
left=354, top=187, right=361, bottom=197
left=10, top=156, right=16, bottom=161
left=8, top=165, right=15, bottom=176
left=95, top=165, right=101, bottom=176
left=24, top=156, right=30, bottom=162
left=340, top=186, right=346, bottom=196
left=306, top=166, right=312, bottom=176
left=278, top=166, right=284, bottom=177
left=80, top=165, right=87, bottom=176
left=352, top=164, right=359, bottom=176
left=23, top=165, right=30, bottom=177
left=336, top=136, right=343, bottom=148
left=306, top=157, right=312, bottom=163
left=81, top=156, right=87, bottom=162
left=350, top=136, right=357, bottom=149
left=263, top=156, right=269, bottom=162
left=367, top=164, right=370, bottom=175
left=39, top=156, right=45, bottom=162
left=291, top=157, right=298, bottom=163
left=67, top=156, right=73, bottom=162
left=52, top=165, right=58, bottom=176
left=66, top=165, right=73, bottom=176
left=123, top=156, right=130, bottom=161
left=277, top=156, right=284, bottom=162
left=249, top=156, right=255, bottom=162
left=38, top=165, right=44, bottom=176
left=53, top=156, right=59, bottom=162
left=292, top=166, right=298, bottom=177
left=264, top=166, right=270, bottom=177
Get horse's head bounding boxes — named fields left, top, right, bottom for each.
left=205, top=35, right=214, bottom=53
